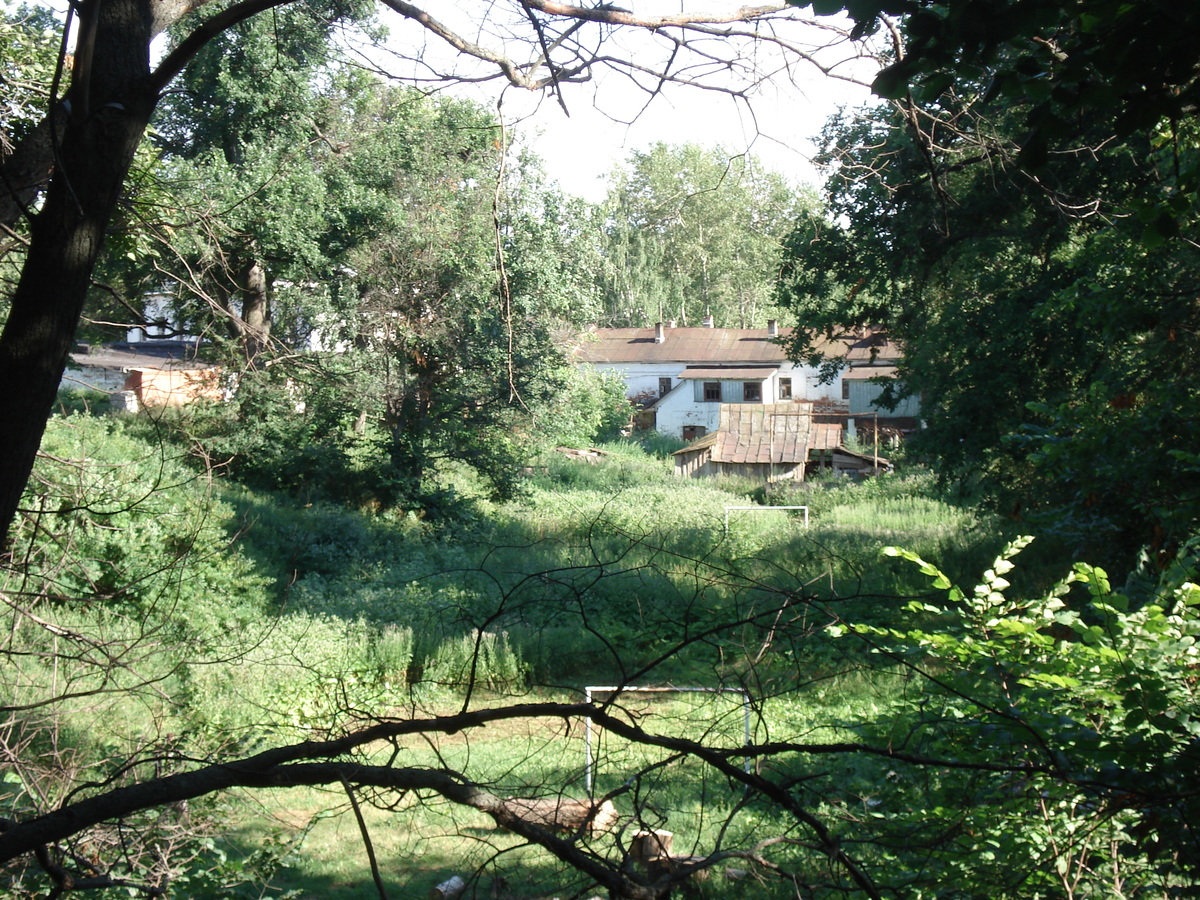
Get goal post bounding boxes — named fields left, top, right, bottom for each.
left=583, top=685, right=752, bottom=796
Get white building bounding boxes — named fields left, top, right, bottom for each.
left=576, top=321, right=905, bottom=441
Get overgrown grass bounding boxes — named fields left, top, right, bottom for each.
left=7, top=418, right=1029, bottom=898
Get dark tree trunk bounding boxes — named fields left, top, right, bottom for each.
left=237, top=256, right=271, bottom=360
left=0, top=0, right=157, bottom=550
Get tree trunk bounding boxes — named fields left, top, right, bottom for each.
left=238, top=257, right=271, bottom=360
left=0, top=0, right=156, bottom=550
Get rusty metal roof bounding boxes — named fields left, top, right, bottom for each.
left=672, top=403, right=847, bottom=465
left=576, top=326, right=901, bottom=366
left=577, top=327, right=791, bottom=364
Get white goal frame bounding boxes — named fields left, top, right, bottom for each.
left=583, top=685, right=752, bottom=795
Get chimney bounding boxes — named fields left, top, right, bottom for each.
left=667, top=320, right=677, bottom=329
left=767, top=319, right=778, bottom=336
left=655, top=322, right=666, bottom=343
left=702, top=315, right=714, bottom=328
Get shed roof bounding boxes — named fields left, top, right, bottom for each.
left=68, top=341, right=214, bottom=372
left=673, top=403, right=843, bottom=465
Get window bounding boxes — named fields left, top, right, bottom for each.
left=703, top=382, right=721, bottom=402
left=743, top=382, right=762, bottom=402
left=682, top=425, right=707, bottom=441
left=778, top=377, right=792, bottom=400
left=658, top=377, right=672, bottom=397
left=842, top=377, right=851, bottom=400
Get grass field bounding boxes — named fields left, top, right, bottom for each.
left=3, top=425, right=1022, bottom=899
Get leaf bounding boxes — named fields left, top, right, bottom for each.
left=871, top=64, right=911, bottom=100
left=808, top=0, right=848, bottom=15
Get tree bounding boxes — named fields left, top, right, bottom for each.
left=7, top=0, right=1200, bottom=895
left=775, top=7, right=1200, bottom=569
left=601, top=142, right=813, bottom=327
left=0, top=0, right=866, bottom=550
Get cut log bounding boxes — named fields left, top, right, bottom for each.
left=500, top=797, right=618, bottom=833
left=429, top=874, right=466, bottom=899
left=630, top=829, right=674, bottom=864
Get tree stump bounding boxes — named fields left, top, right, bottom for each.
left=630, top=829, right=674, bottom=865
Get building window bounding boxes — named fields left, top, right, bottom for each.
left=703, top=382, right=721, bottom=402
left=658, top=377, right=672, bottom=397
left=842, top=377, right=851, bottom=400
left=743, top=382, right=762, bottom=402
left=778, top=377, right=792, bottom=400
left=682, top=425, right=707, bottom=441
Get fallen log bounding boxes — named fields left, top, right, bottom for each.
left=429, top=874, right=466, bottom=899
left=500, top=797, right=618, bottom=834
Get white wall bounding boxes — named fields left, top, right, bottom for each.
left=587, top=362, right=686, bottom=402
left=583, top=359, right=848, bottom=438
left=655, top=383, right=721, bottom=437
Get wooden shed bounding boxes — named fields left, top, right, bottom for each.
left=672, top=403, right=844, bottom=481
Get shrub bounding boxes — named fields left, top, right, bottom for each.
left=423, top=630, right=527, bottom=692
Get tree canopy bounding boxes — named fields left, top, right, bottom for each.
left=776, top=1, right=1200, bottom=568
left=5, top=1, right=1200, bottom=897
left=599, top=142, right=813, bottom=327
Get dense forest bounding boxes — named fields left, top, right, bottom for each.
left=2, top=1, right=1199, bottom=897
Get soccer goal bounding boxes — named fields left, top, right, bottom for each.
left=583, top=685, right=752, bottom=796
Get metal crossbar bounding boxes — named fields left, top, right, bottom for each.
left=583, top=685, right=752, bottom=795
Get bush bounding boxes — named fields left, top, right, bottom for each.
left=423, top=630, right=527, bottom=692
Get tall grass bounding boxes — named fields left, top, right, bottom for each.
left=7, top=419, right=1026, bottom=899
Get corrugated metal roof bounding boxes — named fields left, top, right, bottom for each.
left=678, top=366, right=778, bottom=380
left=575, top=326, right=901, bottom=366
left=576, top=327, right=791, bottom=364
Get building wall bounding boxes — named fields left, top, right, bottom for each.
left=586, top=362, right=687, bottom=404
left=848, top=380, right=921, bottom=417
left=60, top=364, right=128, bottom=394
left=123, top=367, right=222, bottom=407
left=656, top=385, right=722, bottom=438
left=587, top=360, right=843, bottom=406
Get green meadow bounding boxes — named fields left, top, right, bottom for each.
left=11, top=412, right=1160, bottom=899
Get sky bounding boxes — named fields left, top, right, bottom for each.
left=499, top=70, right=874, bottom=202
left=369, top=1, right=882, bottom=203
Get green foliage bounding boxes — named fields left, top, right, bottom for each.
left=0, top=5, right=59, bottom=150
left=154, top=363, right=397, bottom=506
left=13, top=414, right=269, bottom=617
left=423, top=630, right=527, bottom=693
left=540, top=367, right=631, bottom=448
left=776, top=63, right=1200, bottom=572
left=601, top=143, right=815, bottom=327
left=830, top=536, right=1200, bottom=894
